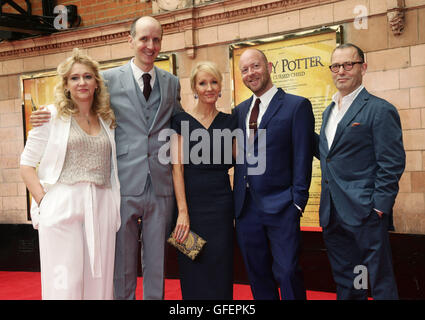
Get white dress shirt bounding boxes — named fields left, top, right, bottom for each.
left=245, top=85, right=278, bottom=138
left=325, top=84, right=364, bottom=149
left=130, top=58, right=156, bottom=92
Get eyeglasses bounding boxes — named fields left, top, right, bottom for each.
left=329, top=61, right=363, bottom=73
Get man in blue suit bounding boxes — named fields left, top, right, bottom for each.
left=316, top=43, right=405, bottom=299
left=233, top=49, right=315, bottom=300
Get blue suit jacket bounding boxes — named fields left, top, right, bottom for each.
left=317, top=88, right=405, bottom=227
left=233, top=88, right=315, bottom=218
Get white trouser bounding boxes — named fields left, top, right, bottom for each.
left=38, top=182, right=119, bottom=300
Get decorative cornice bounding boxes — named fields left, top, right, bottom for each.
left=0, top=0, right=325, bottom=60
left=0, top=21, right=132, bottom=61
left=5, top=0, right=412, bottom=61
left=162, top=0, right=321, bottom=32
left=161, top=0, right=324, bottom=58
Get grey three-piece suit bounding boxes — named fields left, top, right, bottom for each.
left=102, top=62, right=182, bottom=300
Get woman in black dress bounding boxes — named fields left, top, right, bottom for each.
left=170, top=61, right=237, bottom=300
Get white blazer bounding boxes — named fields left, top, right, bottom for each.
left=20, top=104, right=121, bottom=230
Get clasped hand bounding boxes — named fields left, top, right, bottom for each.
left=173, top=212, right=190, bottom=244
left=30, top=106, right=51, bottom=127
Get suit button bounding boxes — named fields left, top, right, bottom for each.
left=325, top=180, right=329, bottom=184
left=326, top=158, right=331, bottom=162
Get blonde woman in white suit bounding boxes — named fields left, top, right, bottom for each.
left=20, top=49, right=121, bottom=300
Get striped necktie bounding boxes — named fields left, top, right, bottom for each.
left=248, top=98, right=261, bottom=144
left=142, top=73, right=152, bottom=101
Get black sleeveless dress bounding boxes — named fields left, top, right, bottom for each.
left=171, top=111, right=237, bottom=300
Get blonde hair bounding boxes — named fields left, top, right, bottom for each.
left=54, top=48, right=116, bottom=128
left=190, top=61, right=223, bottom=93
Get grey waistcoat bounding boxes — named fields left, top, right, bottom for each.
left=133, top=74, right=161, bottom=131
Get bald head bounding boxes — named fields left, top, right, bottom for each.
left=239, top=48, right=273, bottom=97
left=130, top=16, right=163, bottom=39
left=239, top=49, right=269, bottom=68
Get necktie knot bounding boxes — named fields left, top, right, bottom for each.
left=142, top=73, right=152, bottom=100
left=142, top=73, right=151, bottom=84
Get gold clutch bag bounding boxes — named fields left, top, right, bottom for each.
left=167, top=230, right=206, bottom=260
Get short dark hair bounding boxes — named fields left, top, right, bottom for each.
left=332, top=43, right=365, bottom=62
left=130, top=17, right=139, bottom=38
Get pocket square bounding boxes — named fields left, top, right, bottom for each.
left=351, top=122, right=361, bottom=127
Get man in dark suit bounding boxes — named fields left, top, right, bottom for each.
left=316, top=43, right=405, bottom=299
left=233, top=49, right=315, bottom=300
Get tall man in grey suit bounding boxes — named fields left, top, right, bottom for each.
left=316, top=43, right=405, bottom=299
left=30, top=16, right=183, bottom=300
left=102, top=16, right=182, bottom=300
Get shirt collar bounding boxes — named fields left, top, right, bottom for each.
left=332, top=84, right=364, bottom=107
left=254, top=85, right=278, bottom=108
left=130, top=58, right=155, bottom=83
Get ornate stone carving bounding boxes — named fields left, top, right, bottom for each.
left=152, top=0, right=193, bottom=13
left=387, top=0, right=405, bottom=36
left=387, top=10, right=405, bottom=36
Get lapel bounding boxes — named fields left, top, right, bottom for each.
left=329, top=88, right=370, bottom=153
left=119, top=63, right=148, bottom=130
left=50, top=112, right=71, bottom=182
left=236, top=97, right=252, bottom=160
left=239, top=96, right=253, bottom=133
left=99, top=117, right=119, bottom=189
left=51, top=113, right=71, bottom=147
left=258, top=88, right=284, bottom=131
left=320, top=102, right=334, bottom=152
left=239, top=88, right=283, bottom=145
left=149, top=66, right=166, bottom=132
